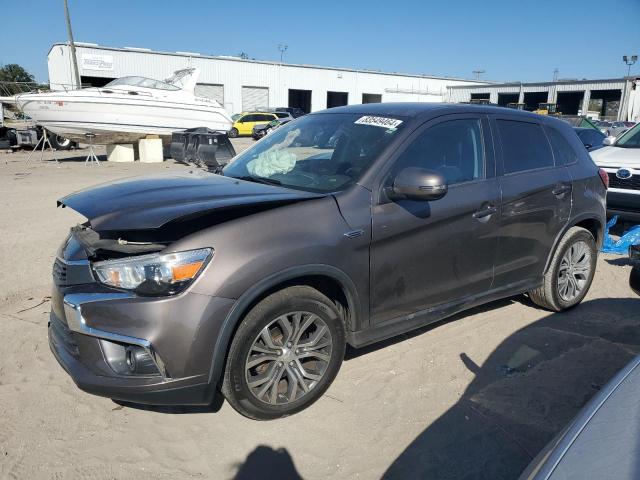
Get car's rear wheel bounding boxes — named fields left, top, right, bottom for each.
left=529, top=227, right=597, bottom=311
left=228, top=128, right=238, bottom=138
left=222, top=286, right=346, bottom=420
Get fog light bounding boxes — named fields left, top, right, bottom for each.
left=125, top=346, right=157, bottom=374
left=101, top=340, right=161, bottom=376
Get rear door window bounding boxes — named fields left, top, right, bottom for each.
left=497, top=120, right=554, bottom=174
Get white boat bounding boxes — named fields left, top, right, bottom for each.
left=15, top=68, right=232, bottom=144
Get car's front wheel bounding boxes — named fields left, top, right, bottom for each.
left=529, top=226, right=597, bottom=311
left=228, top=128, right=238, bottom=138
left=222, top=286, right=346, bottom=420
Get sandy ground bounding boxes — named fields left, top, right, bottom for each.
left=0, top=144, right=639, bottom=480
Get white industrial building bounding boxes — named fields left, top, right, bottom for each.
left=47, top=42, right=485, bottom=115
left=446, top=77, right=640, bottom=121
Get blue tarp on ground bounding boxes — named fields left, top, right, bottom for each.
left=602, top=216, right=640, bottom=255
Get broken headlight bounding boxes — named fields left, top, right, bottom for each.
left=92, top=248, right=213, bottom=296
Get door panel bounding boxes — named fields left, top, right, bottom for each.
left=370, top=179, right=501, bottom=324
left=370, top=115, right=499, bottom=325
left=491, top=115, right=572, bottom=288
left=494, top=167, right=572, bottom=286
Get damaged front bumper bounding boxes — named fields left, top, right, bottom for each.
left=49, top=259, right=235, bottom=406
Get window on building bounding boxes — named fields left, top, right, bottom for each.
left=362, top=93, right=382, bottom=104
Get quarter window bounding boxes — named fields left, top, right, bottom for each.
left=391, top=118, right=485, bottom=185
left=497, top=120, right=554, bottom=174
left=546, top=127, right=578, bottom=165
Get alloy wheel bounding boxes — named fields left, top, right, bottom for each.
left=244, top=311, right=333, bottom=405
left=558, top=240, right=592, bottom=302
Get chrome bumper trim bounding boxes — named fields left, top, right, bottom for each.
left=62, top=293, right=168, bottom=377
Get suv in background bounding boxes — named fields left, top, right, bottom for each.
left=49, top=104, right=606, bottom=420
left=591, top=122, right=640, bottom=220
left=228, top=112, right=278, bottom=137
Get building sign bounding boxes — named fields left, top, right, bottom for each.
left=81, top=54, right=114, bottom=71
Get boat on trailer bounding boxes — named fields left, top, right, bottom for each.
left=15, top=68, right=232, bottom=145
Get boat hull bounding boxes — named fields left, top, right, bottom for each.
left=16, top=92, right=232, bottom=144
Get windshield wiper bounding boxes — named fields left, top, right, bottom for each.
left=230, top=175, right=282, bottom=186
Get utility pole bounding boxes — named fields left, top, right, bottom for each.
left=472, top=69, right=485, bottom=81
left=63, top=0, right=81, bottom=89
left=278, top=44, right=288, bottom=63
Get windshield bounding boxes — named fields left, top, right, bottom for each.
left=223, top=113, right=406, bottom=193
left=105, top=76, right=180, bottom=91
left=615, top=123, right=640, bottom=148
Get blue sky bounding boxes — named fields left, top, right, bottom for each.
left=1, top=0, right=639, bottom=83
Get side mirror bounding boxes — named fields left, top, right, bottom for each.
left=392, top=167, right=448, bottom=201
left=603, top=136, right=615, bottom=146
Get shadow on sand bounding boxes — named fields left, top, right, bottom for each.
left=382, top=296, right=640, bottom=479
left=231, top=445, right=302, bottom=480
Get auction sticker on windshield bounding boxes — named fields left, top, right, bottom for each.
left=354, top=116, right=403, bottom=130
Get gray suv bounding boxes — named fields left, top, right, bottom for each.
left=50, top=104, right=607, bottom=419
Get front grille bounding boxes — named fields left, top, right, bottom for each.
left=52, top=258, right=67, bottom=285
left=49, top=313, right=79, bottom=357
left=608, top=172, right=640, bottom=191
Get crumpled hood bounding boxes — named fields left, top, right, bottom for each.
left=58, top=171, right=324, bottom=231
left=590, top=146, right=640, bottom=167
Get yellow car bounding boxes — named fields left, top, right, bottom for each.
left=228, top=112, right=279, bottom=137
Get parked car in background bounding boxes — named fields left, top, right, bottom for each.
left=273, top=111, right=294, bottom=122
left=275, top=107, right=305, bottom=118
left=608, top=121, right=635, bottom=138
left=228, top=112, right=278, bottom=138
left=252, top=118, right=292, bottom=139
left=49, top=104, right=606, bottom=420
left=574, top=127, right=606, bottom=151
left=591, top=123, right=640, bottom=221
left=594, top=120, right=613, bottom=134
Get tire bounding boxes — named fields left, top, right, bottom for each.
left=222, top=286, right=346, bottom=420
left=228, top=128, right=239, bottom=138
left=48, top=133, right=73, bottom=150
left=528, top=227, right=597, bottom=312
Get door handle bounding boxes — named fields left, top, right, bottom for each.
left=473, top=205, right=498, bottom=219
left=552, top=184, right=572, bottom=197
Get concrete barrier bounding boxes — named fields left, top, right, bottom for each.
left=139, top=138, right=163, bottom=163
left=106, top=144, right=134, bottom=162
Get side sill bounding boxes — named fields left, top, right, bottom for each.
left=347, top=278, right=540, bottom=348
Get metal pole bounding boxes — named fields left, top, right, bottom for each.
left=63, top=0, right=81, bottom=89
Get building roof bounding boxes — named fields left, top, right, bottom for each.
left=448, top=77, right=631, bottom=90
left=49, top=42, right=491, bottom=84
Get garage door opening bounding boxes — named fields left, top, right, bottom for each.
left=497, top=93, right=519, bottom=106
left=327, top=91, right=348, bottom=109
left=195, top=84, right=224, bottom=105
left=523, top=91, right=548, bottom=111
left=242, top=86, right=269, bottom=112
left=362, top=93, right=382, bottom=104
left=288, top=89, right=312, bottom=114
left=556, top=91, right=584, bottom=115
left=589, top=89, right=622, bottom=120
